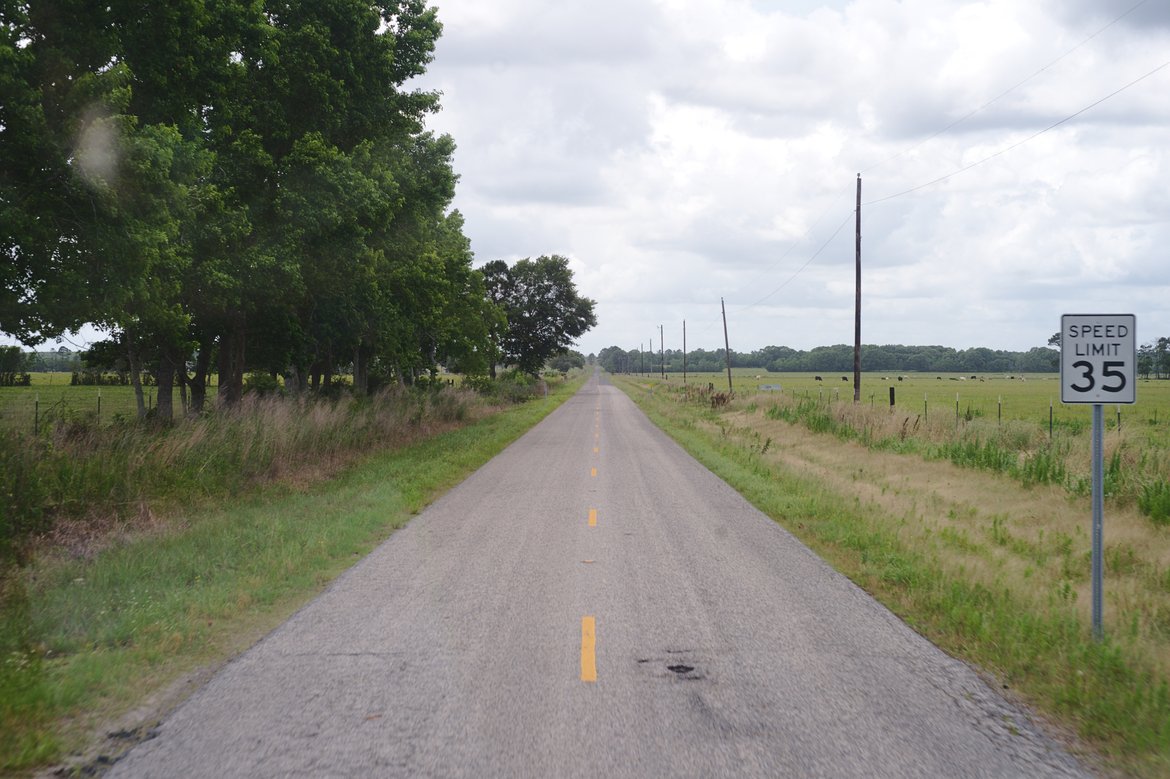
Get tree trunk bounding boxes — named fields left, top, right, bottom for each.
left=353, top=345, right=369, bottom=395
left=217, top=326, right=245, bottom=406
left=189, top=337, right=212, bottom=415
left=178, top=367, right=189, bottom=416
left=285, top=365, right=307, bottom=394
left=126, top=331, right=146, bottom=419
left=155, top=348, right=176, bottom=422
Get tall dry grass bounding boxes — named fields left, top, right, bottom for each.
left=760, top=392, right=1169, bottom=521
left=1, top=385, right=501, bottom=563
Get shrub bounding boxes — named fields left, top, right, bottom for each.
left=243, top=372, right=282, bottom=396
left=1138, top=481, right=1170, bottom=527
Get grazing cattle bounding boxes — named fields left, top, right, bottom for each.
left=898, top=376, right=904, bottom=382
left=970, top=376, right=977, bottom=380
left=815, top=376, right=823, bottom=381
left=936, top=376, right=942, bottom=380
left=842, top=376, right=848, bottom=382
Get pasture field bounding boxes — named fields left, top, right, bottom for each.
left=664, top=369, right=1170, bottom=434
left=0, top=374, right=215, bottom=432
left=614, top=371, right=1170, bottom=775
left=652, top=370, right=1170, bottom=519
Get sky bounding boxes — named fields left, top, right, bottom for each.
left=414, top=0, right=1170, bottom=357
left=9, top=0, right=1168, bottom=360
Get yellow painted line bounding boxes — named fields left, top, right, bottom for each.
left=581, top=617, right=597, bottom=682
left=593, top=446, right=599, bottom=453
left=589, top=508, right=597, bottom=527
left=591, top=467, right=597, bottom=477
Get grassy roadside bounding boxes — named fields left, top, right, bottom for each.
left=614, top=375, right=1170, bottom=778
left=0, top=374, right=585, bottom=775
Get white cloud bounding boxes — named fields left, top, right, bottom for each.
left=417, top=0, right=1170, bottom=356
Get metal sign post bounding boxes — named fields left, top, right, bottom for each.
left=1060, top=314, right=1136, bottom=641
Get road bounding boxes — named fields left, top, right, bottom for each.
left=109, top=371, right=1089, bottom=777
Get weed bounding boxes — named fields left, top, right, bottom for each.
left=1138, top=481, right=1170, bottom=527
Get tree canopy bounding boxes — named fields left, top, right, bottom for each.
left=1, top=1, right=573, bottom=418
left=483, top=255, right=597, bottom=376
left=597, top=342, right=1063, bottom=375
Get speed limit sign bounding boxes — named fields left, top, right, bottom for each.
left=1060, top=314, right=1136, bottom=404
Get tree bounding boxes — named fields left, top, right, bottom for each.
left=548, top=351, right=585, bottom=373
left=483, top=255, right=597, bottom=377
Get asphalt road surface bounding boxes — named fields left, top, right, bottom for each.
left=110, top=371, right=1090, bottom=778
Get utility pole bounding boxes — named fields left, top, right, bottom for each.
left=649, top=335, right=653, bottom=377
left=659, top=324, right=665, bottom=378
left=721, top=297, right=733, bottom=394
left=682, top=320, right=687, bottom=386
left=640, top=342, right=644, bottom=375
left=853, top=173, right=862, bottom=403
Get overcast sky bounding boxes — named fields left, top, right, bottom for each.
left=416, top=0, right=1170, bottom=357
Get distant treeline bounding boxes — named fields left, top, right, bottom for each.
left=598, top=343, right=1063, bottom=375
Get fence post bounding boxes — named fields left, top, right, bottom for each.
left=998, top=395, right=1002, bottom=425
left=34, top=392, right=40, bottom=436
left=955, top=392, right=960, bottom=426
left=1049, top=398, right=1053, bottom=439
left=97, top=388, right=101, bottom=421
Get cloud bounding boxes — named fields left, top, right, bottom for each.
left=417, top=0, right=1170, bottom=356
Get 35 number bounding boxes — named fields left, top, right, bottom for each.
left=1069, top=360, right=1127, bottom=393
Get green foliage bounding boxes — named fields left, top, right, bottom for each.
left=484, top=256, right=597, bottom=376
left=1, top=0, right=493, bottom=415
left=597, top=343, right=1065, bottom=374
left=1138, top=481, right=1170, bottom=527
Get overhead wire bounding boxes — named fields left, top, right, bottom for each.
left=863, top=57, right=1170, bottom=207
left=661, top=2, right=1162, bottom=348
left=859, top=0, right=1151, bottom=175
left=728, top=2, right=1158, bottom=323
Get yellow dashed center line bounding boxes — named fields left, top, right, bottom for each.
left=581, top=617, right=597, bottom=682
left=591, top=467, right=597, bottom=477
left=588, top=508, right=597, bottom=527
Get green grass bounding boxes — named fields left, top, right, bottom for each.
left=670, top=370, right=1170, bottom=526
left=615, top=374, right=1170, bottom=777
left=0, top=373, right=584, bottom=773
left=668, top=369, right=1170, bottom=436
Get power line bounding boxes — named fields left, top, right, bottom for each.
left=733, top=4, right=1156, bottom=322
left=860, top=0, right=1150, bottom=175
left=740, top=209, right=855, bottom=310
left=864, top=57, right=1170, bottom=207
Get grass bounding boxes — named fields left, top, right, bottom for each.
left=0, top=374, right=182, bottom=433
left=615, top=373, right=1170, bottom=777
left=0, top=373, right=585, bottom=774
left=675, top=370, right=1170, bottom=525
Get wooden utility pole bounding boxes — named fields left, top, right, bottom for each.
left=659, top=324, right=665, bottom=378
left=853, top=173, right=862, bottom=403
left=640, top=342, right=644, bottom=375
left=721, top=297, right=733, bottom=394
left=682, top=320, right=687, bottom=386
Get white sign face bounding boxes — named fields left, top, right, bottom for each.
left=1061, top=314, right=1136, bottom=404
